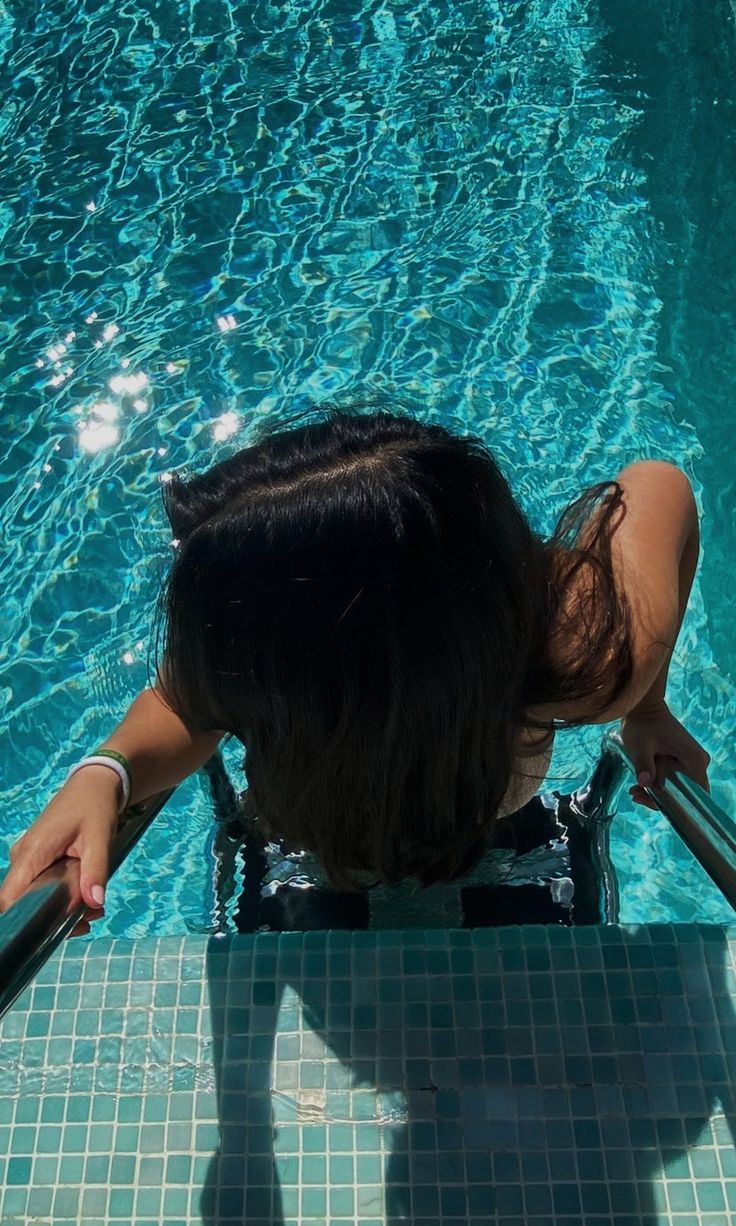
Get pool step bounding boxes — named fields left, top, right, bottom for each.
left=1, top=925, right=734, bottom=1225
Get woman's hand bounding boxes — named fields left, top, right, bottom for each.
left=619, top=699, right=711, bottom=812
left=0, top=766, right=121, bottom=938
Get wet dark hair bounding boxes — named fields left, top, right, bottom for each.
left=152, top=401, right=634, bottom=889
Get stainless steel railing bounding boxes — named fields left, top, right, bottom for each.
left=575, top=730, right=736, bottom=912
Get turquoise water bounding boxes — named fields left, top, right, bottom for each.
left=0, top=0, right=734, bottom=931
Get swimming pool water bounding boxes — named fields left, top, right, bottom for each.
left=1, top=0, right=734, bottom=931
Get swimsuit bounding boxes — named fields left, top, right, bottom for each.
left=210, top=734, right=600, bottom=932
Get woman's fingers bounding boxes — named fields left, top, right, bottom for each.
left=0, top=861, right=36, bottom=912
left=693, top=764, right=711, bottom=794
left=629, top=785, right=659, bottom=811
left=628, top=746, right=712, bottom=811
left=68, top=906, right=104, bottom=939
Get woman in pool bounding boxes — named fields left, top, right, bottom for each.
left=0, top=403, right=711, bottom=931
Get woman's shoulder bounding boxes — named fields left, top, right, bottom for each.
left=522, top=535, right=618, bottom=728
left=526, top=461, right=695, bottom=727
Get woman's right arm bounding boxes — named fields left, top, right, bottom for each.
left=0, top=687, right=224, bottom=919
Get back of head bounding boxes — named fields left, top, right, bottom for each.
left=154, top=402, right=552, bottom=888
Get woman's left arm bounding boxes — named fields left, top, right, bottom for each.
left=615, top=467, right=711, bottom=806
left=622, top=477, right=700, bottom=717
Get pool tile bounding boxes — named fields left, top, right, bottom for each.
left=0, top=926, right=735, bottom=1225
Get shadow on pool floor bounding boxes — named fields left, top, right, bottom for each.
left=198, top=924, right=736, bottom=1225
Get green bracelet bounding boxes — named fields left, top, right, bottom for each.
left=94, top=749, right=133, bottom=794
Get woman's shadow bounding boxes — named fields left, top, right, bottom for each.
left=197, top=768, right=736, bottom=1225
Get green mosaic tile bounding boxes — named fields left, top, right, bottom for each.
left=0, top=926, right=735, bottom=1225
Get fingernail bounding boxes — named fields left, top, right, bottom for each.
left=91, top=885, right=105, bottom=906
left=638, top=772, right=651, bottom=786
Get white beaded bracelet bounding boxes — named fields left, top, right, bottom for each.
left=66, top=756, right=131, bottom=815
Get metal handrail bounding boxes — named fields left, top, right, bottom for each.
left=594, top=730, right=736, bottom=912
left=0, top=789, right=174, bottom=1021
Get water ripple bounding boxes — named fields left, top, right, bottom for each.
left=0, top=0, right=733, bottom=928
